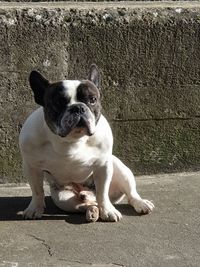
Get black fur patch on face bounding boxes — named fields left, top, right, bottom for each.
left=76, top=80, right=101, bottom=124
left=43, top=82, right=70, bottom=134
left=44, top=82, right=70, bottom=113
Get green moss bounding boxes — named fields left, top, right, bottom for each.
left=0, top=149, right=24, bottom=183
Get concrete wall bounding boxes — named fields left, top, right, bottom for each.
left=1, top=2, right=200, bottom=182
left=0, top=0, right=143, bottom=1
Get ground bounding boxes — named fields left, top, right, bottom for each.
left=0, top=172, right=200, bottom=267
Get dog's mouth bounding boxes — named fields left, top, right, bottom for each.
left=76, top=116, right=94, bottom=136
left=59, top=114, right=94, bottom=138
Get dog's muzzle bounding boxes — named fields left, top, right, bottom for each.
left=59, top=103, right=95, bottom=137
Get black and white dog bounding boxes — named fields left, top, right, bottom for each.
left=19, top=64, right=154, bottom=222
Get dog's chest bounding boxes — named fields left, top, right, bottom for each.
left=43, top=140, right=100, bottom=183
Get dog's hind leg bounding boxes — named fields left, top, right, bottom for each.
left=45, top=172, right=99, bottom=222
left=110, top=155, right=155, bottom=214
left=23, top=161, right=45, bottom=219
left=50, top=185, right=99, bottom=222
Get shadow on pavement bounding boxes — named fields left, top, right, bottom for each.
left=0, top=196, right=141, bottom=223
left=0, top=196, right=67, bottom=221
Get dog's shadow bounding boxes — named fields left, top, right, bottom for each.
left=0, top=196, right=141, bottom=224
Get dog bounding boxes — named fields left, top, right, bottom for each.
left=19, top=64, right=154, bottom=222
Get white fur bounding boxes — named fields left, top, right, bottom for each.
left=62, top=80, right=81, bottom=104
left=19, top=101, right=154, bottom=222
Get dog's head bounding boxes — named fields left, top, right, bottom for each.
left=29, top=64, right=101, bottom=138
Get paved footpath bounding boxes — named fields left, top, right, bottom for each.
left=0, top=172, right=200, bottom=267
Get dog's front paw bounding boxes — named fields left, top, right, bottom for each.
left=99, top=205, right=122, bottom=222
left=23, top=200, right=44, bottom=219
left=129, top=198, right=154, bottom=214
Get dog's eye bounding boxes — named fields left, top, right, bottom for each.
left=89, top=96, right=97, bottom=105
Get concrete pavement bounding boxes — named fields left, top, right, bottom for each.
left=0, top=172, right=200, bottom=267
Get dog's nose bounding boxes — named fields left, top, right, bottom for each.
left=70, top=104, right=85, bottom=114
left=79, top=106, right=85, bottom=114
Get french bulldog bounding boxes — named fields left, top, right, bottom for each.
left=19, top=64, right=154, bottom=222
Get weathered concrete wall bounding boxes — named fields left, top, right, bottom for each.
left=1, top=2, right=200, bottom=182
left=0, top=0, right=145, bottom=1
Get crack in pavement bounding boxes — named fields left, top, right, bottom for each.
left=59, top=258, right=125, bottom=266
left=28, top=236, right=124, bottom=266
left=28, top=234, right=53, bottom=257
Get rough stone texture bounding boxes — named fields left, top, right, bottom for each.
left=1, top=2, right=200, bottom=182
left=0, top=0, right=197, bottom=2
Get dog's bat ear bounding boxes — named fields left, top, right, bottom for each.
left=29, top=71, right=50, bottom=106
left=88, top=64, right=100, bottom=89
